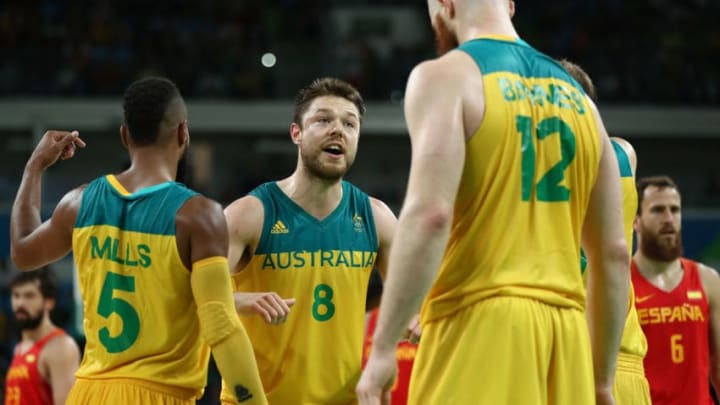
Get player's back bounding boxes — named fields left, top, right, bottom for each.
left=71, top=175, right=209, bottom=397
left=421, top=37, right=601, bottom=323
left=611, top=139, right=648, bottom=358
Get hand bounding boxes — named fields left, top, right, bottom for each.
left=595, top=385, right=615, bottom=405
left=356, top=348, right=396, bottom=405
left=402, top=314, right=421, bottom=344
left=234, top=292, right=295, bottom=324
left=28, top=130, right=86, bottom=171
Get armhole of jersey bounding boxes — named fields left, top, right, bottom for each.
left=611, top=139, right=633, bottom=178
left=249, top=188, right=272, bottom=254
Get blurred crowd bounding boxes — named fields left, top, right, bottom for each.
left=1, top=0, right=717, bottom=103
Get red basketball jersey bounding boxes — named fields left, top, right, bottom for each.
left=632, top=258, right=712, bottom=405
left=4, top=328, right=65, bottom=405
left=362, top=308, right=416, bottom=405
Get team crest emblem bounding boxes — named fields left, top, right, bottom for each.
left=352, top=214, right=364, bottom=232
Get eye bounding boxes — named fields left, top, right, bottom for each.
left=344, top=121, right=356, bottom=129
left=318, top=117, right=331, bottom=124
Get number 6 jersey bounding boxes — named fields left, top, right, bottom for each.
left=72, top=175, right=210, bottom=398
left=225, top=181, right=378, bottom=404
left=632, top=258, right=712, bottom=405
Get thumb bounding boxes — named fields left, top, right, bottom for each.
left=285, top=298, right=296, bottom=307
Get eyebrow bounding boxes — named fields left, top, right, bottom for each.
left=314, top=108, right=359, bottom=120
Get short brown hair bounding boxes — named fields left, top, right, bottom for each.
left=293, top=78, right=366, bottom=127
left=558, top=59, right=597, bottom=101
left=636, top=175, right=679, bottom=214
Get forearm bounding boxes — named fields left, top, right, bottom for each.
left=372, top=206, right=450, bottom=352
left=586, top=255, right=629, bottom=387
left=11, top=163, right=44, bottom=242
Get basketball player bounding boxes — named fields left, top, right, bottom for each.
left=358, top=1, right=629, bottom=404
left=632, top=175, right=720, bottom=405
left=4, top=268, right=79, bottom=405
left=221, top=77, right=397, bottom=404
left=9, top=77, right=267, bottom=404
left=560, top=58, right=652, bottom=405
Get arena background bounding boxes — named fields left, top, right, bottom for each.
left=0, top=1, right=718, bottom=403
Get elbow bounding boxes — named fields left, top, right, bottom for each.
left=409, top=202, right=453, bottom=234
left=11, top=246, right=39, bottom=271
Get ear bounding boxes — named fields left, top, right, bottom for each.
left=438, top=0, right=455, bottom=18
left=509, top=0, right=515, bottom=18
left=45, top=297, right=56, bottom=312
left=178, top=120, right=189, bottom=147
left=290, top=123, right=302, bottom=146
left=633, top=215, right=640, bottom=233
left=120, top=125, right=130, bottom=149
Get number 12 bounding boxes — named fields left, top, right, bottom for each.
left=517, top=115, right=577, bottom=202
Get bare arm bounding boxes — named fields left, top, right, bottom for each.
left=583, top=103, right=630, bottom=395
left=698, top=263, right=720, bottom=392
left=370, top=59, right=466, bottom=353
left=11, top=130, right=86, bottom=270
left=42, top=335, right=80, bottom=405
left=369, top=197, right=397, bottom=280
left=224, top=195, right=294, bottom=324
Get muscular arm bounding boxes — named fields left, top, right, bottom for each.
left=178, top=196, right=267, bottom=404
left=224, top=196, right=294, bottom=323
left=42, top=335, right=80, bottom=405
left=370, top=58, right=466, bottom=353
left=699, top=263, right=720, bottom=392
left=582, top=103, right=630, bottom=394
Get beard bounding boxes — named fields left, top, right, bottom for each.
left=638, top=228, right=684, bottom=262
left=300, top=147, right=354, bottom=182
left=14, top=309, right=44, bottom=331
left=433, top=15, right=459, bottom=56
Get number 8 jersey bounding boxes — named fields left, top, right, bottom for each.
left=421, top=36, right=601, bottom=324
left=225, top=181, right=378, bottom=404
left=72, top=175, right=210, bottom=398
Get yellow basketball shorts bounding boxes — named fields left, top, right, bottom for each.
left=409, top=296, right=594, bottom=404
left=66, top=377, right=200, bottom=405
left=613, top=353, right=652, bottom=405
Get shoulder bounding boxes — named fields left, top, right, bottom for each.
left=695, top=261, right=720, bottom=301
left=369, top=197, right=395, bottom=222
left=369, top=197, right=397, bottom=246
left=610, top=137, right=637, bottom=168
left=176, top=194, right=226, bottom=235
left=41, top=332, right=79, bottom=363
left=408, top=52, right=476, bottom=91
left=224, top=195, right=265, bottom=233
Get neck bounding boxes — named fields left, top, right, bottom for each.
left=118, top=147, right=177, bottom=192
left=456, top=8, right=519, bottom=44
left=278, top=167, right=343, bottom=220
left=21, top=318, right=55, bottom=344
left=633, top=250, right=682, bottom=277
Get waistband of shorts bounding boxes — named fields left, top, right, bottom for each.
left=616, top=352, right=645, bottom=376
left=74, top=376, right=200, bottom=400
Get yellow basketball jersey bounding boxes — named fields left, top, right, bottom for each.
left=72, top=175, right=210, bottom=398
left=223, top=181, right=378, bottom=404
left=421, top=36, right=601, bottom=324
left=611, top=140, right=648, bottom=358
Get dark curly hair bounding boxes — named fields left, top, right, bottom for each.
left=10, top=267, right=57, bottom=299
left=293, top=77, right=365, bottom=128
left=123, top=77, right=183, bottom=146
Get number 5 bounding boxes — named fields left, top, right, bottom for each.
left=98, top=272, right=140, bottom=353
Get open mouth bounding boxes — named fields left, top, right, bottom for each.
left=323, top=145, right=344, bottom=156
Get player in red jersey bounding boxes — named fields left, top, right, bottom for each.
left=4, top=268, right=80, bottom=405
left=632, top=175, right=720, bottom=405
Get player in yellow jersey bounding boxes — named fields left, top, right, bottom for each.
left=9, top=77, right=267, bottom=404
left=222, top=78, right=397, bottom=405
left=560, top=59, right=652, bottom=405
left=358, top=1, right=630, bottom=405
